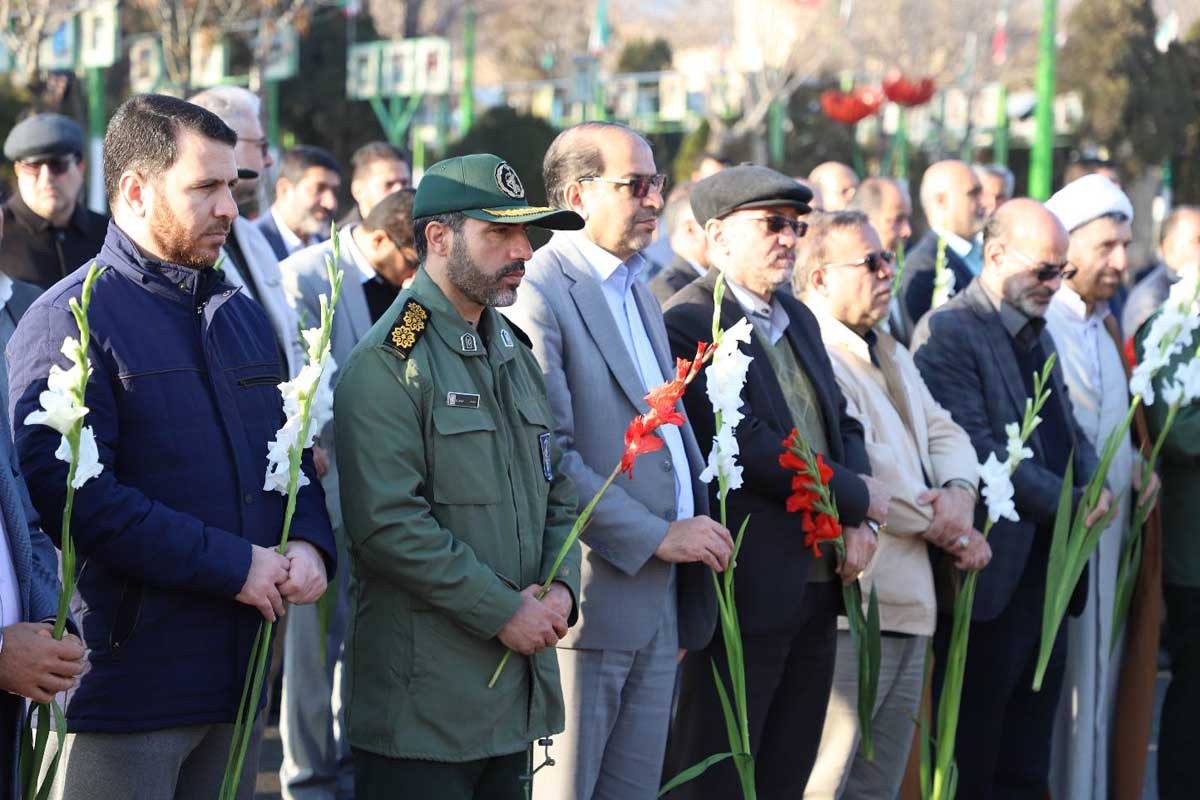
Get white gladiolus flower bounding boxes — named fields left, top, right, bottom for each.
left=700, top=425, right=743, bottom=491
left=1161, top=381, right=1184, bottom=408
left=932, top=261, right=956, bottom=308
left=263, top=327, right=337, bottom=495
left=978, top=452, right=1018, bottom=523
left=69, top=427, right=102, bottom=488
left=25, top=388, right=87, bottom=436
left=1005, top=422, right=1033, bottom=466
left=701, top=315, right=753, bottom=492
left=1177, top=356, right=1200, bottom=404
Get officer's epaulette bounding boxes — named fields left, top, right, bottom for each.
left=384, top=298, right=429, bottom=358
left=503, top=317, right=534, bottom=349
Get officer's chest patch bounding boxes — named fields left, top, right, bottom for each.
left=538, top=432, right=553, bottom=482
left=385, top=299, right=429, bottom=358
left=446, top=391, right=481, bottom=409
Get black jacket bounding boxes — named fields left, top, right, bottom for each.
left=0, top=193, right=107, bottom=290
left=663, top=269, right=871, bottom=639
left=895, top=230, right=975, bottom=346
left=648, top=255, right=703, bottom=306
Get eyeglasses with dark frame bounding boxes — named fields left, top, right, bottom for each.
left=733, top=214, right=809, bottom=238
left=237, top=137, right=270, bottom=158
left=1006, top=246, right=1077, bottom=282
left=578, top=173, right=667, bottom=199
left=823, top=250, right=895, bottom=276
left=15, top=155, right=78, bottom=177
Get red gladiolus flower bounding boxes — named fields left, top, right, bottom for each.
left=820, top=87, right=883, bottom=125
left=882, top=71, right=935, bottom=107
left=802, top=512, right=843, bottom=557
left=786, top=486, right=819, bottom=514
left=620, top=416, right=665, bottom=478
left=1123, top=336, right=1138, bottom=370
left=619, top=341, right=717, bottom=479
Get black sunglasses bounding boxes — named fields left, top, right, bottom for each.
left=16, top=155, right=77, bottom=176
left=1008, top=247, right=1077, bottom=282
left=738, top=215, right=808, bottom=238
left=578, top=173, right=667, bottom=199
left=825, top=250, right=895, bottom=274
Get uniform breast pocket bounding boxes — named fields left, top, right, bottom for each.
left=430, top=405, right=502, bottom=505
left=517, top=404, right=555, bottom=490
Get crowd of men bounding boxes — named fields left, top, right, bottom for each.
left=0, top=88, right=1192, bottom=800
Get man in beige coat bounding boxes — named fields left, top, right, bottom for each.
left=796, top=210, right=991, bottom=799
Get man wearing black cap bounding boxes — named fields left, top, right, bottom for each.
left=0, top=113, right=107, bottom=290
left=660, top=164, right=888, bottom=797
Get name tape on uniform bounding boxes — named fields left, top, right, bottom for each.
left=447, top=391, right=481, bottom=409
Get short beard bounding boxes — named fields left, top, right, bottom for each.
left=446, top=234, right=524, bottom=307
left=148, top=200, right=228, bottom=269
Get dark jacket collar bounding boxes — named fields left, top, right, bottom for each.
left=962, top=277, right=1046, bottom=350
left=7, top=191, right=96, bottom=235
left=99, top=220, right=231, bottom=307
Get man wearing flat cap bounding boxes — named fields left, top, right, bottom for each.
left=506, top=122, right=731, bottom=800
left=1043, top=174, right=1160, bottom=800
left=334, top=153, right=583, bottom=800
left=0, top=113, right=106, bottom=290
left=660, top=164, right=889, bottom=797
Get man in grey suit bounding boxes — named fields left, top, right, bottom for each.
left=278, top=188, right=417, bottom=800
left=189, top=86, right=304, bottom=375
left=0, top=410, right=86, bottom=799
left=257, top=147, right=342, bottom=261
left=505, top=121, right=733, bottom=800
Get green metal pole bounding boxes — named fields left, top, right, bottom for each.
left=1029, top=0, right=1057, bottom=200
left=994, top=84, right=1009, bottom=167
left=460, top=2, right=475, bottom=134
left=86, top=67, right=105, bottom=212
left=265, top=80, right=280, bottom=150
left=768, top=96, right=785, bottom=168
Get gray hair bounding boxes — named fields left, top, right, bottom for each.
left=793, top=210, right=871, bottom=295
left=187, top=85, right=262, bottom=125
left=973, top=163, right=1015, bottom=198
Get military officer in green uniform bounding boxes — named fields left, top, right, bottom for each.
left=333, top=154, right=586, bottom=799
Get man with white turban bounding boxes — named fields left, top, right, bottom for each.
left=1043, top=174, right=1159, bottom=800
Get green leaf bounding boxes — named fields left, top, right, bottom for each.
left=659, top=752, right=735, bottom=797
left=710, top=660, right=742, bottom=758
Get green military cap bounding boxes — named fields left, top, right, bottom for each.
left=414, top=153, right=584, bottom=230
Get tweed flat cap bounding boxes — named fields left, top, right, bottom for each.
left=690, top=164, right=813, bottom=225
left=3, top=113, right=85, bottom=162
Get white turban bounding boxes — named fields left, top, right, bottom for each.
left=1045, top=173, right=1133, bottom=234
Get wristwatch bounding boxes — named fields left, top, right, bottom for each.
left=864, top=517, right=883, bottom=537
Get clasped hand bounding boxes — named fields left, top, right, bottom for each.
left=235, top=540, right=328, bottom=622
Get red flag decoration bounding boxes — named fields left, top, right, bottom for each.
left=882, top=71, right=935, bottom=107
left=819, top=87, right=883, bottom=125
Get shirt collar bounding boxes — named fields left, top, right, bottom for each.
left=933, top=227, right=975, bottom=259
left=725, top=277, right=789, bottom=343
left=343, top=226, right=377, bottom=284
left=810, top=303, right=872, bottom=364
left=684, top=258, right=707, bottom=278
left=568, top=231, right=646, bottom=293
left=980, top=280, right=1046, bottom=346
left=1049, top=281, right=1110, bottom=324
left=271, top=207, right=306, bottom=254
left=0, top=273, right=12, bottom=315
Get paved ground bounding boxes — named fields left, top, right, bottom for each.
left=254, top=673, right=1171, bottom=799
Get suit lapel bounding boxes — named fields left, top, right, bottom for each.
left=336, top=245, right=374, bottom=340
left=633, top=281, right=674, bottom=379
left=966, top=281, right=1047, bottom=453
left=557, top=238, right=649, bottom=412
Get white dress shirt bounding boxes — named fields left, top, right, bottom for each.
left=344, top=227, right=378, bottom=285
left=271, top=207, right=308, bottom=255
left=571, top=233, right=694, bottom=522
left=0, top=516, right=20, bottom=629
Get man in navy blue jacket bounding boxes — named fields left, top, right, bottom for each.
left=7, top=94, right=335, bottom=799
